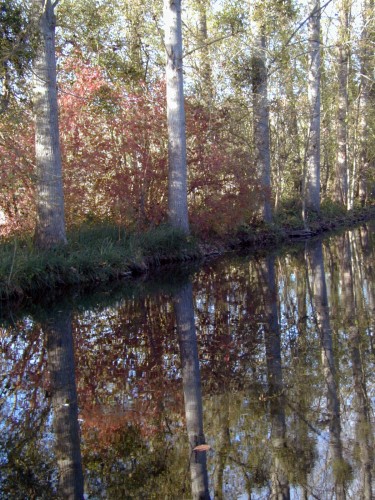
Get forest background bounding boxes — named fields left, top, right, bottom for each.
left=0, top=0, right=374, bottom=243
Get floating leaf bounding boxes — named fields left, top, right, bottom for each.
left=193, top=444, right=211, bottom=452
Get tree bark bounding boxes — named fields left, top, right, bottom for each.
left=252, top=24, right=273, bottom=223
left=196, top=0, right=213, bottom=105
left=357, top=0, right=375, bottom=207
left=164, top=0, right=189, bottom=233
left=334, top=0, right=350, bottom=207
left=32, top=0, right=67, bottom=248
left=304, top=0, right=321, bottom=216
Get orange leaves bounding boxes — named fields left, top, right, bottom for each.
left=193, top=444, right=211, bottom=452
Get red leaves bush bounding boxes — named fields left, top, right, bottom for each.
left=0, top=57, right=260, bottom=238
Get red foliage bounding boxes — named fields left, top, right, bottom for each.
left=0, top=56, right=260, bottom=237
left=0, top=110, right=35, bottom=237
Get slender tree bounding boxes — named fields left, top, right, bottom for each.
left=357, top=0, right=375, bottom=207
left=195, top=0, right=213, bottom=105
left=334, top=0, right=350, bottom=207
left=252, top=16, right=272, bottom=223
left=164, top=0, right=189, bottom=233
left=304, top=0, right=321, bottom=217
left=32, top=0, right=67, bottom=248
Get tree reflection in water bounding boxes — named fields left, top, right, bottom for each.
left=45, top=307, right=84, bottom=499
left=307, top=240, right=347, bottom=499
left=174, top=282, right=210, bottom=499
left=1, top=223, right=374, bottom=498
left=258, top=255, right=290, bottom=499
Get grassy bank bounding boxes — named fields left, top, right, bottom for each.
left=1, top=204, right=374, bottom=302
left=0, top=224, right=200, bottom=301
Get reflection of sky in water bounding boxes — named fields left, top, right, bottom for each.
left=0, top=225, right=374, bottom=497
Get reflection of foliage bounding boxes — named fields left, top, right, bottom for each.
left=0, top=227, right=374, bottom=496
left=82, top=423, right=192, bottom=498
left=0, top=437, right=54, bottom=500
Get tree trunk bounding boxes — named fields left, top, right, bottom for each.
left=357, top=0, right=375, bottom=207
left=252, top=24, right=272, bottom=223
left=196, top=0, right=213, bottom=105
left=334, top=0, right=350, bottom=207
left=174, top=282, right=210, bottom=499
left=304, top=0, right=321, bottom=216
left=164, top=0, right=189, bottom=233
left=32, top=0, right=67, bottom=248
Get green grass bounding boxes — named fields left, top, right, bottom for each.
left=1, top=204, right=374, bottom=301
left=0, top=224, right=200, bottom=300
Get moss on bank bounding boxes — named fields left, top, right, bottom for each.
left=1, top=205, right=374, bottom=302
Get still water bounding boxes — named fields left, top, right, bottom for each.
left=0, top=224, right=374, bottom=499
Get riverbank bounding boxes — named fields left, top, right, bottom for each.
left=1, top=205, right=374, bottom=302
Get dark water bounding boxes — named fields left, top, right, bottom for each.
left=1, top=224, right=374, bottom=499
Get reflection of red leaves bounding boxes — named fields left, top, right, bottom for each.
left=193, top=444, right=211, bottom=452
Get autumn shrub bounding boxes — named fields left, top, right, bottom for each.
left=186, top=102, right=261, bottom=235
left=59, top=58, right=169, bottom=229
left=1, top=56, right=264, bottom=239
left=0, top=106, right=35, bottom=238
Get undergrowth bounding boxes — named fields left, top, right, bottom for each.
left=0, top=224, right=199, bottom=300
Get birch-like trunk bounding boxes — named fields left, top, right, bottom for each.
left=32, top=0, right=67, bottom=248
left=196, top=0, right=213, bottom=105
left=46, top=309, right=84, bottom=499
left=334, top=0, right=350, bottom=207
left=164, top=0, right=189, bottom=233
left=252, top=24, right=272, bottom=223
left=304, top=0, right=321, bottom=216
left=174, top=283, right=210, bottom=499
left=357, top=0, right=374, bottom=207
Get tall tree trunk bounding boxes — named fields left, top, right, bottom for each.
left=164, top=0, right=189, bottom=233
left=252, top=24, right=273, bottom=223
left=46, top=308, right=84, bottom=499
left=304, top=0, right=321, bottom=217
left=32, top=0, right=67, bottom=248
left=196, top=0, right=213, bottom=105
left=357, top=0, right=375, bottom=207
left=174, top=282, right=210, bottom=499
left=259, top=256, right=290, bottom=499
left=334, top=0, right=350, bottom=207
left=306, top=241, right=346, bottom=499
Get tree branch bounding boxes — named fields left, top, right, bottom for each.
left=183, top=31, right=243, bottom=59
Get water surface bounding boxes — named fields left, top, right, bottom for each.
left=1, top=224, right=374, bottom=499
